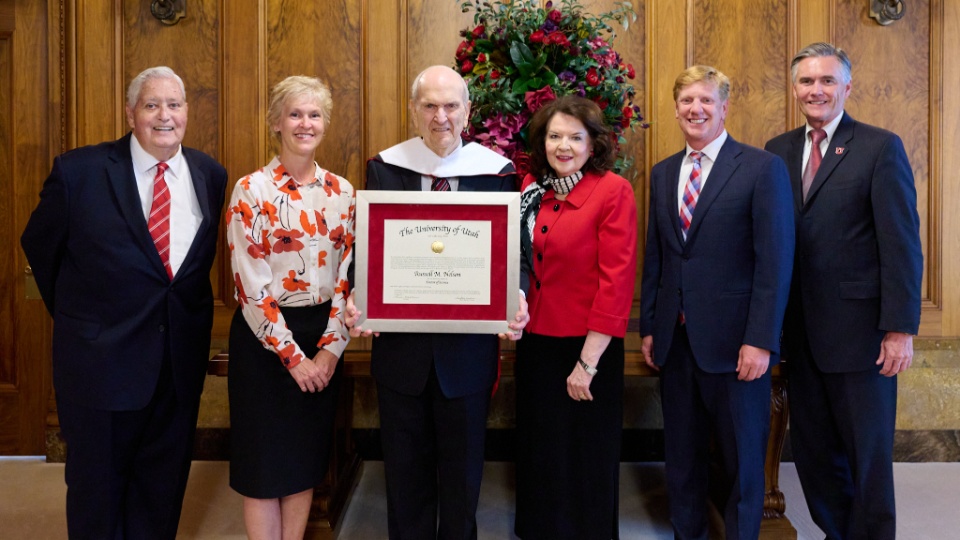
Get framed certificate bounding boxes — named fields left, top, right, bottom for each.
left=354, top=190, right=520, bottom=334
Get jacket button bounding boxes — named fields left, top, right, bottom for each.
left=536, top=253, right=543, bottom=261
left=536, top=281, right=541, bottom=290
left=158, top=324, right=166, bottom=333
left=541, top=225, right=548, bottom=233
left=553, top=203, right=560, bottom=211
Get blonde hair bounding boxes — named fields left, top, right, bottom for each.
left=266, top=76, right=333, bottom=146
left=673, top=65, right=730, bottom=102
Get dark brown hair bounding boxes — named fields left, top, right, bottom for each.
left=527, top=95, right=615, bottom=178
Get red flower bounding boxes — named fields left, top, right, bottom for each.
left=586, top=67, right=602, bottom=86
left=273, top=229, right=305, bottom=253
left=277, top=179, right=302, bottom=201
left=626, top=63, right=636, bottom=79
left=318, top=250, right=328, bottom=268
left=490, top=69, right=501, bottom=80
left=456, top=40, right=471, bottom=61
left=317, top=334, right=337, bottom=348
left=323, top=171, right=341, bottom=197
left=512, top=151, right=532, bottom=181
left=460, top=60, right=474, bottom=74
left=547, top=9, right=563, bottom=23
left=328, top=225, right=346, bottom=250
left=595, top=98, right=609, bottom=110
left=234, top=199, right=254, bottom=229
left=622, top=105, right=634, bottom=119
left=477, top=53, right=487, bottom=63
left=262, top=200, right=279, bottom=226
left=234, top=273, right=248, bottom=305
left=524, top=85, right=557, bottom=113
left=260, top=297, right=281, bottom=323
left=471, top=24, right=485, bottom=38
left=529, top=30, right=546, bottom=43
left=546, top=33, right=570, bottom=47
left=276, top=342, right=303, bottom=367
left=245, top=233, right=267, bottom=260
left=282, top=270, right=309, bottom=292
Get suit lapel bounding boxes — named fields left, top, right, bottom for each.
left=665, top=153, right=686, bottom=247
left=177, top=150, right=212, bottom=277
left=401, top=168, right=423, bottom=191
left=106, top=134, right=168, bottom=276
left=684, top=137, right=740, bottom=245
left=785, top=129, right=806, bottom=213
left=805, top=112, right=854, bottom=207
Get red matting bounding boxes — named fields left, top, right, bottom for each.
left=366, top=203, right=507, bottom=321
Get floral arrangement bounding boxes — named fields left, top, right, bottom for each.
left=455, top=0, right=647, bottom=179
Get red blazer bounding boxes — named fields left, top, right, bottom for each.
left=523, top=170, right=637, bottom=338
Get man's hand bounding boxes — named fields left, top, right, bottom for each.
left=877, top=331, right=913, bottom=376
left=499, top=294, right=530, bottom=341
left=345, top=293, right=378, bottom=338
left=736, top=344, right=771, bottom=381
left=641, top=335, right=658, bottom=371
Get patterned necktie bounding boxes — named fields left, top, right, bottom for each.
left=679, top=151, right=703, bottom=239
left=802, top=128, right=827, bottom=202
left=431, top=176, right=451, bottom=192
left=148, top=162, right=173, bottom=279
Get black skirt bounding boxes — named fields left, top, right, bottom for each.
left=228, top=303, right=342, bottom=498
left=514, top=332, right=624, bottom=540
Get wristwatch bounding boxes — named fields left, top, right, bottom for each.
left=578, top=358, right=598, bottom=376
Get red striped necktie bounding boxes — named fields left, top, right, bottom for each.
left=679, top=151, right=703, bottom=239
left=148, top=162, right=173, bottom=279
left=431, top=176, right=451, bottom=192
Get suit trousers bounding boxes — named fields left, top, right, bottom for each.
left=57, top=353, right=201, bottom=540
left=788, top=336, right=897, bottom=540
left=660, top=323, right=770, bottom=540
left=376, top=365, right=491, bottom=540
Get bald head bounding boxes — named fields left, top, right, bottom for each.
left=409, top=65, right=472, bottom=157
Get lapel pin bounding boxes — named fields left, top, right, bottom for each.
left=835, top=147, right=845, bottom=155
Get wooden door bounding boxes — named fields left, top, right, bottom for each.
left=1, top=0, right=55, bottom=455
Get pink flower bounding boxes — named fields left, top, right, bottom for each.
left=524, top=86, right=557, bottom=112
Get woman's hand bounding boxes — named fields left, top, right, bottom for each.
left=288, top=358, right=323, bottom=393
left=566, top=331, right=612, bottom=401
left=312, top=349, right=339, bottom=388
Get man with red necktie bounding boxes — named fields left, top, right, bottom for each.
left=765, top=43, right=922, bottom=540
left=640, top=65, right=794, bottom=540
left=21, top=66, right=227, bottom=539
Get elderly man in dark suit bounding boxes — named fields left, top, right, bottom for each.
left=765, top=43, right=922, bottom=540
left=347, top=65, right=528, bottom=540
left=640, top=65, right=794, bottom=540
left=21, top=66, right=227, bottom=539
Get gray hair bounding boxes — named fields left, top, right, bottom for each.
left=126, top=66, right=186, bottom=109
left=410, top=65, right=469, bottom=104
left=790, top=42, right=852, bottom=84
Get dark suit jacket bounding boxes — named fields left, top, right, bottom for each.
left=640, top=136, right=795, bottom=373
left=765, top=113, right=922, bottom=372
left=21, top=132, right=228, bottom=410
left=365, top=155, right=517, bottom=398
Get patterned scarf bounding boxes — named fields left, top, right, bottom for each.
left=519, top=171, right=584, bottom=280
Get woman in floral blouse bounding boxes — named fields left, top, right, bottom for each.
left=225, top=75, right=354, bottom=539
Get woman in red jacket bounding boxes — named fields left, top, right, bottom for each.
left=514, top=95, right=637, bottom=539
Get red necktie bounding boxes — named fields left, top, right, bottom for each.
left=431, top=176, right=451, bottom=192
left=802, top=128, right=827, bottom=202
left=679, top=151, right=702, bottom=239
left=148, top=162, right=173, bottom=279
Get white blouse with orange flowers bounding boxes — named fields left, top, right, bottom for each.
left=226, top=156, right=355, bottom=368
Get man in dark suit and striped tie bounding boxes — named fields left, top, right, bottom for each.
left=765, top=42, right=923, bottom=540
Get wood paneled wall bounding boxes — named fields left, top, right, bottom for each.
left=48, top=0, right=957, bottom=342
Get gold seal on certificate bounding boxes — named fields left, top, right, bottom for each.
left=431, top=241, right=445, bottom=254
